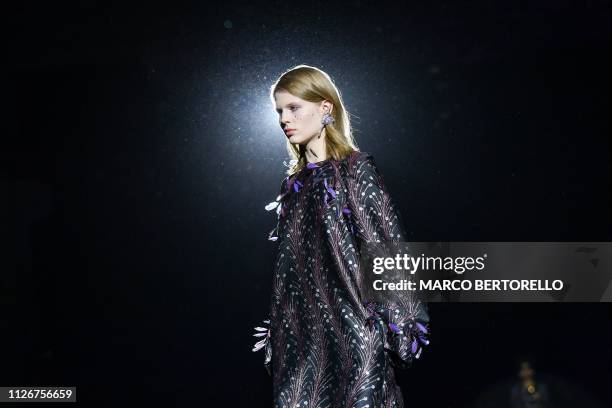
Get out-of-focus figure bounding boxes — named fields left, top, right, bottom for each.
left=511, top=361, right=552, bottom=408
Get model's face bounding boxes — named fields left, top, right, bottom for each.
left=274, top=90, right=330, bottom=145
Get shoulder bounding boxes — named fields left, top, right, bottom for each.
left=342, top=150, right=381, bottom=177
left=277, top=174, right=291, bottom=196
left=344, top=149, right=371, bottom=162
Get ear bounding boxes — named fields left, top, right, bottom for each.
left=321, top=100, right=333, bottom=114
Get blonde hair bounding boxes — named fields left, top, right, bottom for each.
left=270, top=64, right=359, bottom=175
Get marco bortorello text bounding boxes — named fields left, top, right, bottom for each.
left=360, top=242, right=612, bottom=301
left=370, top=254, right=564, bottom=292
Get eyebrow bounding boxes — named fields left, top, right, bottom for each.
left=275, top=102, right=300, bottom=113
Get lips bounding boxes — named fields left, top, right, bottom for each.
left=284, top=129, right=296, bottom=136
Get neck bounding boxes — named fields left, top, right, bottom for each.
left=304, top=128, right=327, bottom=163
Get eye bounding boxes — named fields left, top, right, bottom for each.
left=290, top=106, right=300, bottom=112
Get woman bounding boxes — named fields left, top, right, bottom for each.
left=252, top=65, right=430, bottom=407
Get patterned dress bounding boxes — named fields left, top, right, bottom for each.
left=252, top=150, right=430, bottom=408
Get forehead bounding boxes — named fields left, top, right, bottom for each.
left=274, top=90, right=306, bottom=106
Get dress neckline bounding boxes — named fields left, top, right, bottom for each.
left=307, top=159, right=330, bottom=165
left=304, top=158, right=333, bottom=172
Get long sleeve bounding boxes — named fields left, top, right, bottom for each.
left=265, top=175, right=292, bottom=242
left=252, top=176, right=292, bottom=376
left=252, top=318, right=272, bottom=375
left=344, top=152, right=430, bottom=369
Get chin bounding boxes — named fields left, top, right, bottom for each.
left=288, top=134, right=305, bottom=144
left=289, top=133, right=316, bottom=145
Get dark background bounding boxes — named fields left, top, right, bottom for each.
left=6, top=1, right=612, bottom=407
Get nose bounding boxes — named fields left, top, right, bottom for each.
left=280, top=112, right=292, bottom=127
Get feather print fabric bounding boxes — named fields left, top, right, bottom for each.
left=253, top=150, right=430, bottom=407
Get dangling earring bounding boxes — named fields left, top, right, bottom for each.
left=319, top=109, right=334, bottom=139
left=321, top=111, right=335, bottom=126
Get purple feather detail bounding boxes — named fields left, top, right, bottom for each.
left=323, top=178, right=336, bottom=198
left=293, top=179, right=303, bottom=192
left=411, top=337, right=419, bottom=354
left=268, top=227, right=278, bottom=241
left=252, top=319, right=271, bottom=352
left=418, top=333, right=430, bottom=345
left=416, top=321, right=428, bottom=334
left=265, top=201, right=279, bottom=211
left=307, top=162, right=319, bottom=169
left=388, top=323, right=401, bottom=333
left=342, top=206, right=351, bottom=215
left=252, top=340, right=266, bottom=352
